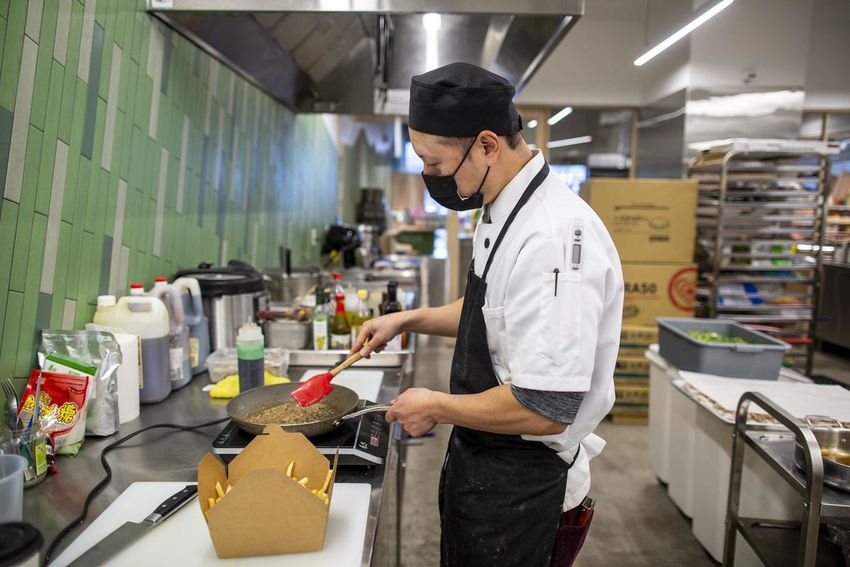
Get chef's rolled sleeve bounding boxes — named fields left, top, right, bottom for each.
left=502, top=228, right=612, bottom=392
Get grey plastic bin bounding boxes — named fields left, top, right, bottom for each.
left=657, top=318, right=789, bottom=380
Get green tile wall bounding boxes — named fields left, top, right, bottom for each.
left=0, top=0, right=339, bottom=385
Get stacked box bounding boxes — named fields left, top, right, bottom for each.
left=583, top=179, right=698, bottom=422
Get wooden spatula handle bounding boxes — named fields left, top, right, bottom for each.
left=330, top=352, right=362, bottom=377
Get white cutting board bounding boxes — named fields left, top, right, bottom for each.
left=679, top=371, right=850, bottom=422
left=301, top=369, right=383, bottom=403
left=53, top=482, right=371, bottom=567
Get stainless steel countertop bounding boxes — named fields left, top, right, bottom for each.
left=24, top=363, right=409, bottom=566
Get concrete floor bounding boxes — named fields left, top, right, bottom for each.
left=400, top=342, right=717, bottom=567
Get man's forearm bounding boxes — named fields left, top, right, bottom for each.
left=401, top=298, right=463, bottom=338
left=429, top=384, right=566, bottom=436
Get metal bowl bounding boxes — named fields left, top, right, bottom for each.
left=794, top=416, right=850, bottom=493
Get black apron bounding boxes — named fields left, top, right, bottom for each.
left=439, top=163, right=569, bottom=567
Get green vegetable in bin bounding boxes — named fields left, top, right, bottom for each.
left=686, top=330, right=751, bottom=344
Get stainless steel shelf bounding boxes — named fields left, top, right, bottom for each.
left=716, top=304, right=813, bottom=313
left=736, top=519, right=846, bottom=567
left=712, top=275, right=815, bottom=283
left=720, top=217, right=819, bottom=224
left=744, top=432, right=850, bottom=518
left=718, top=265, right=816, bottom=272
left=723, top=253, right=812, bottom=260
left=714, top=227, right=820, bottom=236
left=724, top=203, right=821, bottom=210
left=691, top=163, right=823, bottom=174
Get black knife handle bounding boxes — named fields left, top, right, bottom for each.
left=145, top=485, right=198, bottom=525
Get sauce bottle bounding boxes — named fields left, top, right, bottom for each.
left=236, top=323, right=264, bottom=393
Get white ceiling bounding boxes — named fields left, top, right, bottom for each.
left=582, top=0, right=650, bottom=21
left=518, top=0, right=850, bottom=110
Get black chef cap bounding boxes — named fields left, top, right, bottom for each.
left=408, top=62, right=522, bottom=138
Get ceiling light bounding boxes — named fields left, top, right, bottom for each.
left=547, top=107, right=573, bottom=125
left=634, top=0, right=734, bottom=66
left=547, top=135, right=592, bottom=149
left=527, top=119, right=538, bottom=129
left=422, top=13, right=442, bottom=33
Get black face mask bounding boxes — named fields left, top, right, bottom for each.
left=422, top=137, right=490, bottom=211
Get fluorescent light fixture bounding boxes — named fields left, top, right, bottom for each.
left=547, top=106, right=573, bottom=125
left=423, top=13, right=441, bottom=71
left=527, top=119, right=538, bottom=129
left=547, top=135, right=592, bottom=149
left=634, top=0, right=734, bottom=67
left=422, top=12, right=442, bottom=32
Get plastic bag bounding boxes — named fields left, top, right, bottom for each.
left=39, top=330, right=122, bottom=437
left=18, top=370, right=90, bottom=455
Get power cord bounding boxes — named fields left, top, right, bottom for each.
left=43, top=416, right=229, bottom=565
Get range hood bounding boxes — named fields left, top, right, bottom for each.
left=147, top=0, right=583, bottom=115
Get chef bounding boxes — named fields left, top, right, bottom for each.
left=351, top=62, right=624, bottom=566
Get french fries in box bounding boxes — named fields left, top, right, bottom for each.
left=197, top=425, right=339, bottom=559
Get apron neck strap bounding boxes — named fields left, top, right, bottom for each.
left=481, top=163, right=550, bottom=282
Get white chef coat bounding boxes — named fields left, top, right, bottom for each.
left=472, top=150, right=624, bottom=510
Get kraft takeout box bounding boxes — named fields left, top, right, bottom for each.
left=197, top=425, right=339, bottom=559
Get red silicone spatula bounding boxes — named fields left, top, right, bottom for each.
left=291, top=352, right=363, bottom=407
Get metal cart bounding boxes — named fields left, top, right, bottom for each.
left=688, top=147, right=833, bottom=375
left=723, top=392, right=850, bottom=566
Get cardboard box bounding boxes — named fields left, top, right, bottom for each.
left=622, top=262, right=696, bottom=326
left=609, top=404, right=649, bottom=424
left=197, top=425, right=338, bottom=559
left=620, top=324, right=658, bottom=346
left=614, top=379, right=649, bottom=405
left=618, top=345, right=648, bottom=359
left=582, top=179, right=697, bottom=263
left=615, top=355, right=650, bottom=377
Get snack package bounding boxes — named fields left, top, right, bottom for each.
left=18, top=370, right=90, bottom=455
left=39, top=330, right=121, bottom=437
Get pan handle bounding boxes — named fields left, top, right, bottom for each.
left=341, top=404, right=393, bottom=421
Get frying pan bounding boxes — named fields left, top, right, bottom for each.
left=226, top=382, right=391, bottom=436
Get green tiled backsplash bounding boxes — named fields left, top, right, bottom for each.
left=0, top=0, right=339, bottom=388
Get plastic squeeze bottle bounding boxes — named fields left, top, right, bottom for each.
left=236, top=323, right=264, bottom=393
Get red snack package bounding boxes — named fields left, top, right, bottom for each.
left=18, top=370, right=90, bottom=455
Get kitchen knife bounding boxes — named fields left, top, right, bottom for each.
left=68, top=485, right=198, bottom=566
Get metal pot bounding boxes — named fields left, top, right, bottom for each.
left=174, top=262, right=270, bottom=351
left=265, top=319, right=311, bottom=350
left=226, top=382, right=390, bottom=437
left=263, top=270, right=321, bottom=304
left=794, top=415, right=850, bottom=492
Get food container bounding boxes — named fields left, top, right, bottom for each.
left=265, top=319, right=311, bottom=350
left=263, top=270, right=321, bottom=304
left=0, top=455, right=26, bottom=523
left=205, top=348, right=289, bottom=383
left=794, top=416, right=850, bottom=493
left=657, top=318, right=789, bottom=380
left=197, top=425, right=338, bottom=558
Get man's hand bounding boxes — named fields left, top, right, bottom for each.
left=386, top=388, right=438, bottom=437
left=350, top=312, right=407, bottom=358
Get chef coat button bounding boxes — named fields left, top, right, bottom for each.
left=484, top=238, right=491, bottom=248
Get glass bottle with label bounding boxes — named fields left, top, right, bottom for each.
left=382, top=281, right=403, bottom=351
left=350, top=289, right=372, bottom=343
left=330, top=294, right=352, bottom=350
left=312, top=288, right=329, bottom=351
left=333, top=272, right=345, bottom=298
